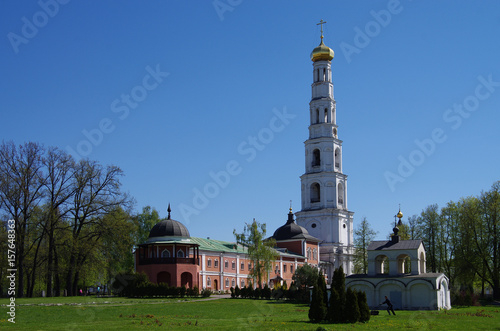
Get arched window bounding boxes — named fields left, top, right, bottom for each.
left=214, top=259, right=219, bottom=267
left=316, top=68, right=320, bottom=82
left=310, top=183, right=320, bottom=203
left=312, top=149, right=320, bottom=167
left=324, top=108, right=328, bottom=123
left=375, top=255, right=389, bottom=274
left=231, top=279, right=235, bottom=287
left=338, top=183, right=344, bottom=205
left=420, top=251, right=426, bottom=273
left=225, top=278, right=229, bottom=287
left=241, top=279, right=245, bottom=288
left=334, top=148, right=341, bottom=169
left=307, top=247, right=312, bottom=259
left=207, top=277, right=211, bottom=286
left=323, top=68, right=326, bottom=81
left=207, top=258, right=212, bottom=268
left=315, top=109, right=320, bottom=124
left=161, top=249, right=170, bottom=258
left=397, top=254, right=411, bottom=274
left=177, top=249, right=185, bottom=258
left=313, top=248, right=317, bottom=261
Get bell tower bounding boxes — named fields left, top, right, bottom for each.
left=295, top=20, right=354, bottom=278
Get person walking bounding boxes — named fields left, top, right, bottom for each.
left=381, top=296, right=396, bottom=315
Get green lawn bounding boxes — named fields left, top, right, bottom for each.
left=1, top=296, right=499, bottom=330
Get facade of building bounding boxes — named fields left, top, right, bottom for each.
left=296, top=24, right=355, bottom=278
left=345, top=214, right=451, bottom=310
left=135, top=207, right=320, bottom=290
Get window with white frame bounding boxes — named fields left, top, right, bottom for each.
left=225, top=260, right=228, bottom=269
left=307, top=248, right=311, bottom=259
left=207, top=258, right=212, bottom=268
left=161, top=249, right=170, bottom=258
left=177, top=249, right=185, bottom=258
left=241, top=262, right=244, bottom=270
left=240, top=279, right=245, bottom=288
left=214, top=259, right=218, bottom=267
left=313, top=248, right=317, bottom=260
left=248, top=262, right=252, bottom=270
left=231, top=279, right=235, bottom=287
left=231, top=261, right=235, bottom=270
left=207, top=277, right=211, bottom=286
left=225, top=278, right=229, bottom=287
left=283, top=264, right=287, bottom=273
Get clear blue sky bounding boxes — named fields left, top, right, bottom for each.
left=2, top=1, right=500, bottom=242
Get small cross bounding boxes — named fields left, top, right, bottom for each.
left=317, top=19, right=327, bottom=41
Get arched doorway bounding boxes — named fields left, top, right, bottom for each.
left=157, top=271, right=171, bottom=285
left=213, top=279, right=218, bottom=291
left=181, top=272, right=192, bottom=288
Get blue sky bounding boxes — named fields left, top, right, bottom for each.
left=1, top=0, right=500, bottom=242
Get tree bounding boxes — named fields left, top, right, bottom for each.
left=331, top=266, right=346, bottom=322
left=354, top=217, right=377, bottom=274
left=327, top=287, right=340, bottom=323
left=356, top=290, right=370, bottom=322
left=292, top=263, right=319, bottom=302
left=233, top=219, right=278, bottom=288
left=419, top=204, right=440, bottom=272
left=345, top=288, right=360, bottom=323
left=133, top=205, right=161, bottom=245
left=0, top=141, right=46, bottom=297
left=308, top=271, right=327, bottom=322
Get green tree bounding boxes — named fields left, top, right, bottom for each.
left=292, top=263, right=319, bottom=302
left=233, top=219, right=278, bottom=288
left=354, top=217, right=377, bottom=274
left=356, top=290, right=370, bottom=322
left=308, top=274, right=327, bottom=322
left=345, top=288, right=360, bottom=323
left=327, top=287, right=340, bottom=323
left=133, top=206, right=161, bottom=244
left=331, top=266, right=346, bottom=322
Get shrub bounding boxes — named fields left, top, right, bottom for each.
left=308, top=283, right=327, bottom=323
left=327, top=287, right=340, bottom=323
left=230, top=287, right=235, bottom=298
left=345, top=288, right=360, bottom=323
left=356, top=290, right=370, bottom=322
left=254, top=287, right=261, bottom=299
left=180, top=285, right=186, bottom=298
left=262, top=284, right=271, bottom=299
left=234, top=285, right=240, bottom=298
left=201, top=288, right=212, bottom=298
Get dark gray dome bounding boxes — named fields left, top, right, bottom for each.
left=272, top=210, right=317, bottom=241
left=149, top=218, right=190, bottom=238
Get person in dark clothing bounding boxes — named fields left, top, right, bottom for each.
left=381, top=296, right=396, bottom=315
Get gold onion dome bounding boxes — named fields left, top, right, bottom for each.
left=310, top=40, right=334, bottom=62
left=397, top=210, right=403, bottom=219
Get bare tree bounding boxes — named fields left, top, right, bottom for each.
left=0, top=141, right=46, bottom=297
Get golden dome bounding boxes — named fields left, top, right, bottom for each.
left=310, top=40, right=334, bottom=62
left=397, top=210, right=403, bottom=219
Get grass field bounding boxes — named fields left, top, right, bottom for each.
left=1, top=296, right=500, bottom=330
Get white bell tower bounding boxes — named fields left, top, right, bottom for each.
left=295, top=20, right=354, bottom=278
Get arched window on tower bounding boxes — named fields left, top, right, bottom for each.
left=338, top=183, right=344, bottom=205
left=177, top=249, right=185, bottom=258
left=315, top=109, right=320, bottom=124
left=161, top=249, right=170, bottom=258
left=323, top=68, right=326, bottom=81
left=324, top=108, right=328, bottom=123
left=310, top=183, right=320, bottom=203
left=334, top=148, right=341, bottom=169
left=312, top=149, right=320, bottom=167
left=316, top=68, right=320, bottom=82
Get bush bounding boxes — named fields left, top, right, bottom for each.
left=308, top=283, right=327, bottom=323
left=180, top=285, right=186, bottom=298
left=230, top=287, right=235, bottom=298
left=356, top=290, right=370, bottom=322
left=345, top=288, right=360, bottom=323
left=254, top=287, right=261, bottom=299
left=234, top=285, right=240, bottom=298
left=263, top=284, right=272, bottom=299
left=201, top=288, right=212, bottom=298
